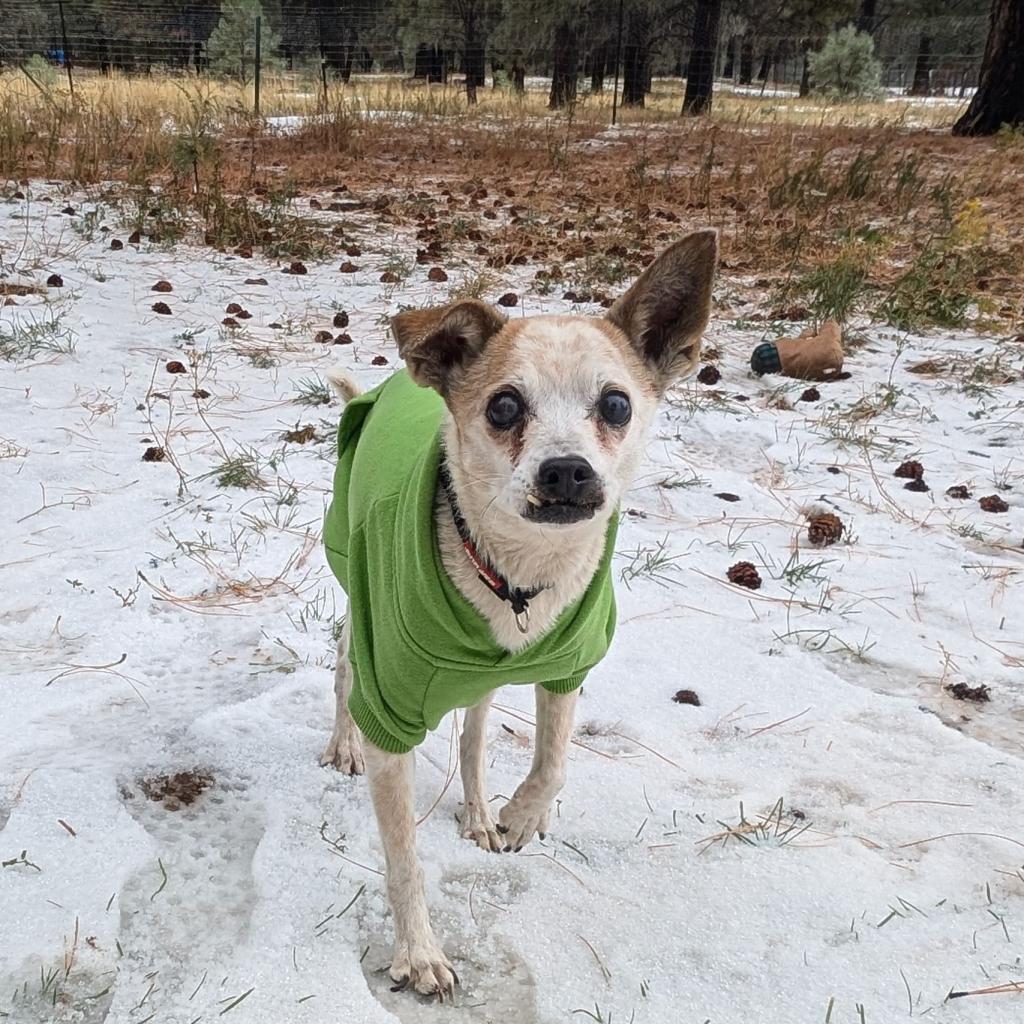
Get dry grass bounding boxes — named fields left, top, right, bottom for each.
left=2, top=69, right=1022, bottom=333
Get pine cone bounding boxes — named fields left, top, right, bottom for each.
left=945, top=682, right=991, bottom=703
left=727, top=561, right=762, bottom=590
left=894, top=460, right=924, bottom=480
left=946, top=485, right=971, bottom=500
left=672, top=689, right=702, bottom=706
left=807, top=513, right=843, bottom=547
left=979, top=494, right=1009, bottom=513
left=697, top=364, right=721, bottom=385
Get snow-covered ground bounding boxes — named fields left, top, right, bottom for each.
left=1, top=188, right=1022, bottom=1024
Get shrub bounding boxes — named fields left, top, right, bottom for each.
left=23, top=54, right=60, bottom=89
left=809, top=27, right=882, bottom=102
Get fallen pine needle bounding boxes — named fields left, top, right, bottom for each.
left=899, top=831, right=1024, bottom=852
left=576, top=933, right=611, bottom=982
left=520, top=851, right=587, bottom=889
left=868, top=799, right=973, bottom=815
left=948, top=980, right=1024, bottom=999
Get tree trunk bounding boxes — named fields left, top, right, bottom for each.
left=757, top=50, right=770, bottom=82
left=799, top=39, right=811, bottom=97
left=319, top=0, right=348, bottom=76
left=549, top=20, right=579, bottom=109
left=413, top=43, right=430, bottom=79
left=856, top=0, right=877, bottom=35
left=340, top=29, right=355, bottom=83
left=511, top=59, right=525, bottom=93
left=722, top=34, right=735, bottom=79
left=588, top=40, right=607, bottom=92
left=908, top=33, right=931, bottom=96
left=463, top=9, right=484, bottom=105
left=622, top=41, right=647, bottom=106
left=954, top=0, right=1024, bottom=135
left=682, top=0, right=721, bottom=116
left=622, top=10, right=650, bottom=108
left=738, top=37, right=753, bottom=85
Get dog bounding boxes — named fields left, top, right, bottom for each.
left=320, top=230, right=717, bottom=999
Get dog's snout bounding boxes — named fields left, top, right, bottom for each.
left=537, top=456, right=596, bottom=501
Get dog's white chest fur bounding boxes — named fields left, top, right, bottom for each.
left=433, top=493, right=607, bottom=651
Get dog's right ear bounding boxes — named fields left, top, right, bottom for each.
left=391, top=300, right=507, bottom=396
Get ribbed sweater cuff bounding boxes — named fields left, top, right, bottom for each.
left=348, top=686, right=414, bottom=754
left=540, top=672, right=587, bottom=695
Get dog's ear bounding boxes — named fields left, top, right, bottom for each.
left=606, top=229, right=718, bottom=390
left=391, top=300, right=507, bottom=395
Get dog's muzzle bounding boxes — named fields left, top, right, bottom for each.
left=524, top=456, right=604, bottom=524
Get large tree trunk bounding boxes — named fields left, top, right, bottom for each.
left=682, top=0, right=721, bottom=116
left=954, top=0, right=1023, bottom=135
left=908, top=33, right=932, bottom=96
left=549, top=20, right=579, bottom=109
left=622, top=9, right=650, bottom=108
left=622, top=41, right=647, bottom=106
left=738, top=37, right=753, bottom=85
left=757, top=50, right=770, bottom=83
left=722, top=34, right=735, bottom=79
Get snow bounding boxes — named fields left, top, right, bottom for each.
left=1, top=187, right=1023, bottom=1024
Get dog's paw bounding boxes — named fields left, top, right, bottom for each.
left=459, top=803, right=503, bottom=852
left=497, top=795, right=551, bottom=852
left=319, top=729, right=365, bottom=775
left=389, top=940, right=458, bottom=1001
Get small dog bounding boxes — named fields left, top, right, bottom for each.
left=321, top=230, right=717, bottom=998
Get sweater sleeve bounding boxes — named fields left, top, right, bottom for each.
left=540, top=672, right=587, bottom=695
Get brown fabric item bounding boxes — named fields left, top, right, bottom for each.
left=775, top=321, right=844, bottom=381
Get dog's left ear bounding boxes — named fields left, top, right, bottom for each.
left=606, top=229, right=718, bottom=390
left=391, top=300, right=507, bottom=397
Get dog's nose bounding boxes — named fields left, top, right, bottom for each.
left=536, top=456, right=596, bottom=502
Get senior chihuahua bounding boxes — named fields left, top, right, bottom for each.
left=320, top=230, right=717, bottom=999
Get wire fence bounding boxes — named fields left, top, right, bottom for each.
left=0, top=1, right=989, bottom=112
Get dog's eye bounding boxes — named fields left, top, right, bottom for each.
left=598, top=390, right=632, bottom=427
left=486, top=390, right=525, bottom=429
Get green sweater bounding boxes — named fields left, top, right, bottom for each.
left=323, top=370, right=618, bottom=754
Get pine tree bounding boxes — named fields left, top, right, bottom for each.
left=207, top=0, right=282, bottom=83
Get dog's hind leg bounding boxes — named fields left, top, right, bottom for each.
left=365, top=741, right=457, bottom=1000
left=458, top=694, right=502, bottom=852
left=498, top=686, right=578, bottom=851
left=319, top=615, right=365, bottom=774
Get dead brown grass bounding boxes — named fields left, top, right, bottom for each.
left=2, top=70, right=1022, bottom=332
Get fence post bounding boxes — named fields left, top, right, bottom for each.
left=254, top=16, right=262, bottom=116
left=57, top=0, right=74, bottom=98
left=610, top=0, right=624, bottom=125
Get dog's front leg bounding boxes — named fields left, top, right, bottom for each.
left=498, top=686, right=578, bottom=851
left=459, top=694, right=502, bottom=851
left=319, top=617, right=365, bottom=774
left=364, top=741, right=457, bottom=1000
